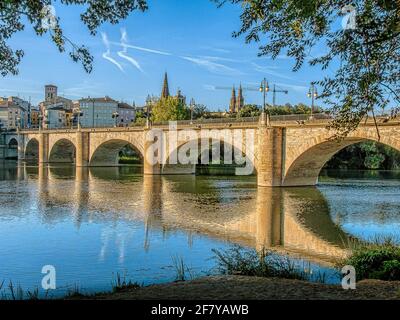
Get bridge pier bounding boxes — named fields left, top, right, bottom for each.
left=257, top=127, right=285, bottom=187
left=76, top=131, right=89, bottom=167
left=143, top=132, right=161, bottom=175
left=38, top=133, right=49, bottom=164
left=17, top=135, right=25, bottom=162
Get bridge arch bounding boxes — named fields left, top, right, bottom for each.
left=6, top=138, right=18, bottom=159
left=25, top=138, right=39, bottom=161
left=8, top=138, right=18, bottom=148
left=283, top=130, right=400, bottom=186
left=90, top=139, right=144, bottom=166
left=49, top=138, right=76, bottom=163
left=162, top=137, right=255, bottom=175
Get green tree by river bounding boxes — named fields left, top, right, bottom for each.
left=325, top=142, right=400, bottom=170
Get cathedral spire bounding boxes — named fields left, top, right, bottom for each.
left=236, top=84, right=244, bottom=112
left=161, top=72, right=170, bottom=99
left=229, top=85, right=236, bottom=113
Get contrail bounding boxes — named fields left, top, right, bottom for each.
left=117, top=28, right=144, bottom=73
left=101, top=32, right=124, bottom=72
left=111, top=41, right=171, bottom=56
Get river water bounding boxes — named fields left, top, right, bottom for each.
left=0, top=163, right=399, bottom=297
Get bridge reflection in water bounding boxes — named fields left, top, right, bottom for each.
left=14, top=164, right=350, bottom=264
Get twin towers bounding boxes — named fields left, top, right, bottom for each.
left=229, top=85, right=244, bottom=113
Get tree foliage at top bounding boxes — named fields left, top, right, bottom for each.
left=215, top=0, right=400, bottom=137
left=151, top=97, right=189, bottom=122
left=0, top=0, right=148, bottom=75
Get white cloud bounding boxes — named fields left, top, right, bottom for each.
left=203, top=84, right=217, bottom=91
left=275, top=82, right=309, bottom=93
left=181, top=56, right=242, bottom=76
left=252, top=62, right=294, bottom=81
left=199, top=55, right=243, bottom=63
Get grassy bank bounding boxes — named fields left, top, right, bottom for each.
left=2, top=240, right=400, bottom=300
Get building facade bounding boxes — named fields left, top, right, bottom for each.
left=44, top=107, right=66, bottom=129
left=117, top=103, right=136, bottom=127
left=39, top=85, right=73, bottom=129
left=0, top=97, right=29, bottom=130
left=79, top=97, right=118, bottom=128
left=30, top=108, right=40, bottom=129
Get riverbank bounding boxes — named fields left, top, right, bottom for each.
left=72, top=275, right=400, bottom=300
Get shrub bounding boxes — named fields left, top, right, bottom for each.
left=341, top=237, right=400, bottom=281
left=212, top=245, right=312, bottom=281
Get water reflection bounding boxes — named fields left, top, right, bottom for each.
left=1, top=164, right=399, bottom=295
left=10, top=165, right=352, bottom=262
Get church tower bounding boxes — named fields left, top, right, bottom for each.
left=229, top=86, right=236, bottom=113
left=236, top=84, right=244, bottom=112
left=176, top=88, right=186, bottom=105
left=161, top=72, right=170, bottom=99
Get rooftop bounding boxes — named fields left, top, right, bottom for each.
left=118, top=102, right=135, bottom=109
left=80, top=96, right=118, bottom=103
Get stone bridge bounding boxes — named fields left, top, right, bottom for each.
left=12, top=116, right=400, bottom=186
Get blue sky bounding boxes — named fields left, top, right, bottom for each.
left=0, top=0, right=330, bottom=110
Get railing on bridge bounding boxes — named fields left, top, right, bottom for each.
left=19, top=113, right=334, bottom=132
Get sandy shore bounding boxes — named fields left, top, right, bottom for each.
left=82, top=275, right=400, bottom=300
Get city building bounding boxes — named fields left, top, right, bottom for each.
left=161, top=72, right=170, bottom=99
left=79, top=96, right=118, bottom=128
left=229, top=85, right=245, bottom=113
left=30, top=108, right=40, bottom=129
left=160, top=73, right=187, bottom=104
left=229, top=86, right=236, bottom=113
left=0, top=97, right=29, bottom=130
left=39, top=84, right=73, bottom=128
left=44, top=106, right=66, bottom=129
left=117, top=102, right=136, bottom=127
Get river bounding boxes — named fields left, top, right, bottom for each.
left=0, top=163, right=399, bottom=297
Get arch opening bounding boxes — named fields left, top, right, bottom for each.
left=196, top=141, right=253, bottom=176
left=90, top=139, right=143, bottom=168
left=283, top=138, right=400, bottom=186
left=162, top=140, right=255, bottom=176
left=49, top=139, right=76, bottom=163
left=25, top=138, right=39, bottom=162
left=6, top=138, right=18, bottom=160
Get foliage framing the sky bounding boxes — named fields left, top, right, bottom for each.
left=0, top=0, right=148, bottom=75
left=215, top=0, right=400, bottom=137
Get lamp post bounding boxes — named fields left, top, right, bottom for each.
left=307, top=84, right=318, bottom=120
left=112, top=112, right=120, bottom=127
left=190, top=98, right=195, bottom=124
left=259, top=78, right=270, bottom=126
